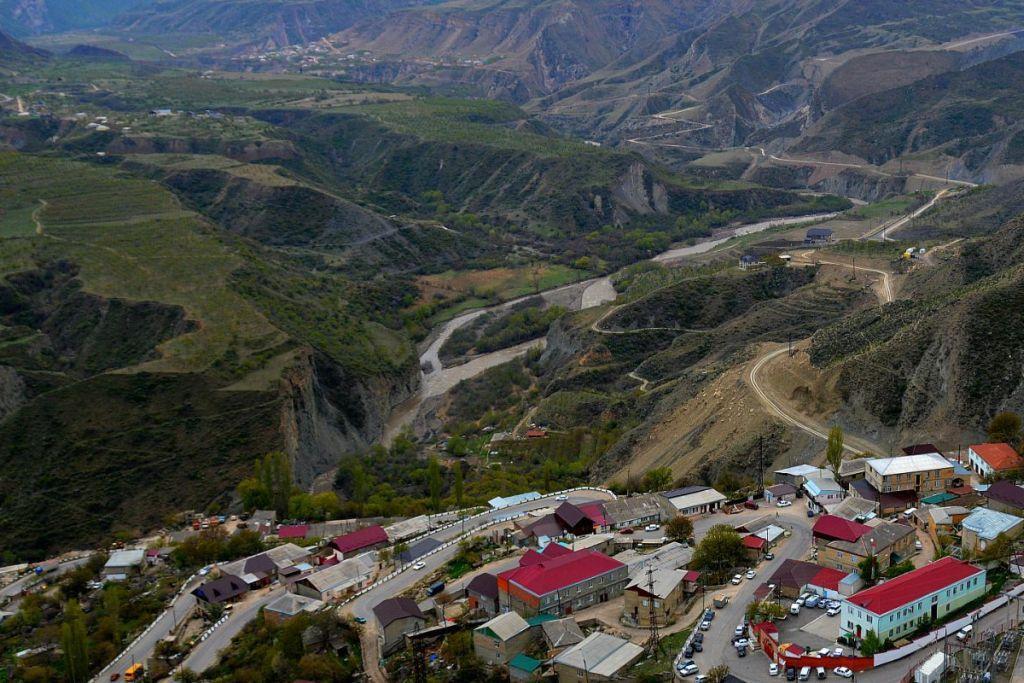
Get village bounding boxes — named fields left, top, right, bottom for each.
left=4, top=439, right=1024, bottom=682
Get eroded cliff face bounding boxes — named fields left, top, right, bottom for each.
left=279, top=347, right=420, bottom=487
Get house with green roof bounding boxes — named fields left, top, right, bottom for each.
left=473, top=612, right=535, bottom=667
left=509, top=653, right=542, bottom=681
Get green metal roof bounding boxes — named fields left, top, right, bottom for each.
left=510, top=653, right=542, bottom=672
left=526, top=613, right=557, bottom=627
left=920, top=492, right=956, bottom=505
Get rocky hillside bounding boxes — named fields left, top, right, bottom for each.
left=0, top=152, right=418, bottom=559
left=0, top=0, right=147, bottom=36
left=809, top=217, right=1024, bottom=444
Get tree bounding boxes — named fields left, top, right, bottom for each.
left=454, top=463, right=464, bottom=512
left=641, top=467, right=673, bottom=492
left=859, top=629, right=884, bottom=656
left=826, top=426, right=844, bottom=478
left=706, top=664, right=731, bottom=683
left=988, top=411, right=1022, bottom=445
left=978, top=532, right=1014, bottom=564
left=61, top=600, right=89, bottom=683
left=238, top=451, right=293, bottom=517
left=427, top=456, right=443, bottom=512
left=392, top=542, right=409, bottom=569
left=746, top=599, right=786, bottom=623
left=666, top=516, right=694, bottom=543
left=858, top=553, right=880, bottom=585
left=103, top=586, right=123, bottom=649
left=174, top=670, right=200, bottom=683
left=691, top=524, right=748, bottom=581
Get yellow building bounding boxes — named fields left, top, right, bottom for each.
left=864, top=453, right=955, bottom=495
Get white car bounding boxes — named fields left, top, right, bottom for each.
left=734, top=638, right=750, bottom=649
left=645, top=524, right=660, bottom=532
left=790, top=603, right=800, bottom=615
left=699, top=620, right=711, bottom=631
left=769, top=663, right=780, bottom=676
left=833, top=667, right=853, bottom=678
left=832, top=647, right=845, bottom=656
left=677, top=662, right=699, bottom=676
left=556, top=494, right=568, bottom=501
left=731, top=574, right=742, bottom=585
left=817, top=648, right=831, bottom=657
left=826, top=607, right=840, bottom=617
left=777, top=499, right=793, bottom=507
left=745, top=569, right=756, bottom=579
left=734, top=625, right=745, bottom=637
left=915, top=540, right=924, bottom=550
left=412, top=561, right=426, bottom=570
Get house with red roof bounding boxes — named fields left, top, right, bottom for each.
left=812, top=515, right=872, bottom=546
left=741, top=534, right=766, bottom=561
left=840, top=557, right=985, bottom=643
left=968, top=442, right=1024, bottom=478
left=276, top=524, right=309, bottom=540
left=329, top=525, right=388, bottom=558
left=497, top=549, right=628, bottom=617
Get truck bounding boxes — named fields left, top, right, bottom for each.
left=123, top=663, right=144, bottom=682
left=914, top=651, right=946, bottom=683
left=713, top=595, right=730, bottom=609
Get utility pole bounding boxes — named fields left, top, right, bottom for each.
left=758, top=435, right=765, bottom=495
left=646, top=565, right=662, bottom=654
left=410, top=625, right=427, bottom=683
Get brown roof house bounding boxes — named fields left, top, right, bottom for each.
left=373, top=597, right=428, bottom=655
left=466, top=573, right=500, bottom=616
left=623, top=568, right=686, bottom=627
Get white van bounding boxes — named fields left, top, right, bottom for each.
left=790, top=603, right=801, bottom=615
left=798, top=666, right=811, bottom=681
left=956, top=624, right=973, bottom=641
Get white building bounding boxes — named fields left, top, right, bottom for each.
left=660, top=486, right=726, bottom=515
left=967, top=443, right=1024, bottom=478
left=102, top=549, right=146, bottom=580
left=804, top=476, right=844, bottom=512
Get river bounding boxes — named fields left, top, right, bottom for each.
left=381, top=211, right=836, bottom=443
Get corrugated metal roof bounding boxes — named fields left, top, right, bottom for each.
left=553, top=632, right=644, bottom=676
left=775, top=464, right=827, bottom=477
left=663, top=487, right=726, bottom=509
left=476, top=612, right=530, bottom=641
left=626, top=568, right=686, bottom=599
left=866, top=453, right=953, bottom=476
left=961, top=507, right=1024, bottom=540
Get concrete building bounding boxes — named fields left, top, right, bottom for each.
left=601, top=494, right=675, bottom=529
left=983, top=480, right=1024, bottom=516
left=827, top=496, right=878, bottom=522
left=967, top=443, right=1024, bottom=479
left=804, top=476, right=845, bottom=511
left=373, top=597, right=428, bottom=655
left=960, top=507, right=1024, bottom=555
left=293, top=553, right=377, bottom=601
left=102, top=549, right=146, bottom=580
left=498, top=549, right=628, bottom=617
left=540, top=618, right=585, bottom=656
left=838, top=459, right=867, bottom=485
left=864, top=453, right=956, bottom=495
left=764, top=483, right=798, bottom=504
left=623, top=568, right=687, bottom=627
left=818, top=522, right=916, bottom=575
left=849, top=478, right=918, bottom=514
left=263, top=592, right=323, bottom=624
left=466, top=572, right=500, bottom=616
left=840, top=558, right=986, bottom=643
left=473, top=612, right=534, bottom=666
left=773, top=464, right=831, bottom=488
left=660, top=486, right=726, bottom=515
left=614, top=541, right=693, bottom=577
left=551, top=632, right=644, bottom=682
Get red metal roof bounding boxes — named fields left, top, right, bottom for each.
left=742, top=535, right=766, bottom=549
left=277, top=524, right=309, bottom=539
left=808, top=567, right=847, bottom=592
left=520, top=550, right=545, bottom=566
left=754, top=621, right=779, bottom=635
left=812, top=515, right=872, bottom=543
left=578, top=502, right=609, bottom=527
left=682, top=570, right=701, bottom=582
left=971, top=443, right=1024, bottom=471
left=947, top=485, right=974, bottom=496
left=498, top=549, right=624, bottom=597
left=541, top=543, right=572, bottom=558
left=846, top=557, right=983, bottom=615
left=330, top=525, right=387, bottom=554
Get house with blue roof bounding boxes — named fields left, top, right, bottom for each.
left=960, top=507, right=1024, bottom=555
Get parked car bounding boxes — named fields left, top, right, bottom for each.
left=816, top=666, right=826, bottom=680
left=832, top=647, right=845, bottom=656
left=833, top=667, right=853, bottom=678
left=957, top=625, right=973, bottom=641
left=734, top=638, right=750, bottom=649
left=826, top=607, right=841, bottom=617
left=700, top=620, right=711, bottom=631
left=737, top=646, right=747, bottom=657
left=777, top=499, right=793, bottom=507
left=645, top=524, right=660, bottom=532
left=798, top=666, right=811, bottom=681
left=703, top=609, right=715, bottom=621
left=765, top=552, right=775, bottom=560
left=805, top=595, right=819, bottom=608
left=817, top=647, right=831, bottom=657
left=734, top=625, right=746, bottom=637
left=745, top=569, right=756, bottom=579
left=354, top=616, right=367, bottom=624
left=786, top=668, right=797, bottom=681
left=683, top=646, right=694, bottom=658
left=806, top=509, right=816, bottom=518
left=555, top=494, right=568, bottom=501
left=744, top=500, right=760, bottom=510
left=677, top=661, right=699, bottom=676
left=731, top=574, right=742, bottom=585
left=693, top=632, right=704, bottom=643
left=790, top=603, right=800, bottom=615
left=620, top=527, right=634, bottom=534
left=769, top=663, right=780, bottom=677
left=692, top=641, right=703, bottom=652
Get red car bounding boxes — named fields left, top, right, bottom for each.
left=743, top=500, right=759, bottom=510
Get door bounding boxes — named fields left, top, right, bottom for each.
left=931, top=604, right=938, bottom=621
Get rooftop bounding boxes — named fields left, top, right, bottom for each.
left=615, top=542, right=693, bottom=577
left=813, top=515, right=872, bottom=543
left=984, top=480, right=1024, bottom=509
left=105, top=549, right=145, bottom=568
left=330, top=525, right=388, bottom=554
left=276, top=524, right=309, bottom=539
left=373, top=597, right=426, bottom=628
left=827, top=521, right=914, bottom=555
left=466, top=572, right=498, bottom=599
left=626, top=568, right=686, bottom=599
left=661, top=487, right=726, bottom=508
left=839, top=459, right=867, bottom=477
left=775, top=464, right=828, bottom=477
left=742, top=535, right=766, bottom=549
left=827, top=497, right=878, bottom=521
left=476, top=612, right=530, bottom=642
left=970, top=443, right=1024, bottom=472
left=866, top=453, right=953, bottom=477
left=920, top=492, right=957, bottom=505
left=498, top=549, right=625, bottom=597
left=265, top=592, right=322, bottom=617
left=509, top=653, right=542, bottom=673
left=263, top=542, right=310, bottom=568
left=553, top=631, right=644, bottom=677
left=766, top=483, right=797, bottom=497
left=961, top=507, right=1024, bottom=540
left=298, top=554, right=376, bottom=593
left=807, top=567, right=848, bottom=592
left=602, top=494, right=674, bottom=523
left=769, top=559, right=823, bottom=590
left=845, top=557, right=984, bottom=615
left=541, top=618, right=585, bottom=649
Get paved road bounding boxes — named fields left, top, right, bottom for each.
left=688, top=505, right=815, bottom=677
left=861, top=188, right=952, bottom=242
left=1, top=555, right=93, bottom=606
left=178, top=586, right=286, bottom=676
left=95, top=575, right=202, bottom=681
